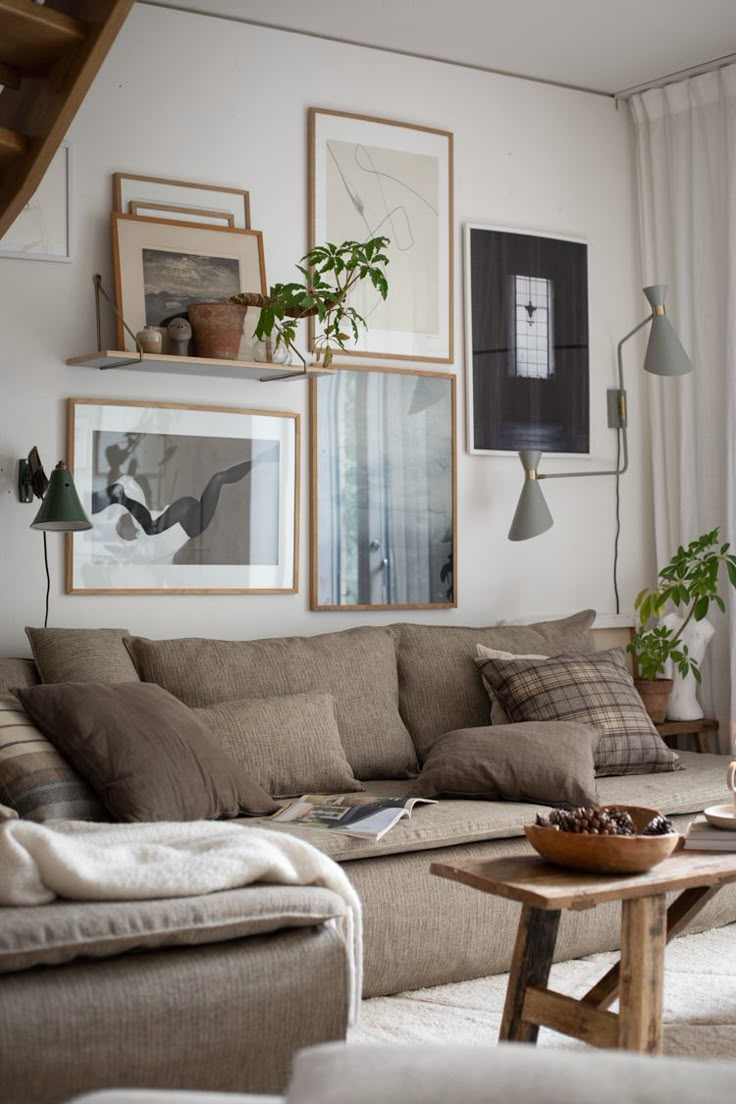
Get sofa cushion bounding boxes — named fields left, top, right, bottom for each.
left=0, top=884, right=346, bottom=975
left=476, top=649, right=682, bottom=777
left=196, top=692, right=365, bottom=798
left=26, top=627, right=140, bottom=684
left=0, top=693, right=105, bottom=822
left=127, top=626, right=417, bottom=780
left=396, top=611, right=596, bottom=762
left=261, top=751, right=720, bottom=862
left=406, top=722, right=599, bottom=806
left=0, top=658, right=39, bottom=694
left=16, top=682, right=278, bottom=822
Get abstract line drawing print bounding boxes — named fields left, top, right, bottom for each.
left=324, top=139, right=439, bottom=336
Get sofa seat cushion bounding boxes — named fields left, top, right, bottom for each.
left=395, top=611, right=596, bottom=761
left=260, top=752, right=728, bottom=862
left=127, top=627, right=417, bottom=780
left=0, top=884, right=347, bottom=975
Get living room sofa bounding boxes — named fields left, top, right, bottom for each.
left=1, top=613, right=735, bottom=1102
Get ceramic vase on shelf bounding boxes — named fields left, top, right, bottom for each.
left=251, top=334, right=292, bottom=365
left=661, top=612, right=715, bottom=720
left=135, top=325, right=163, bottom=354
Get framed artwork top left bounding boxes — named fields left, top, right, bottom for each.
left=113, top=173, right=251, bottom=229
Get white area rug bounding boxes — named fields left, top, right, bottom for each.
left=350, top=923, right=736, bottom=1059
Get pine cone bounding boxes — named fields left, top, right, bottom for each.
left=642, top=814, right=675, bottom=836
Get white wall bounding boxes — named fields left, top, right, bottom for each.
left=0, top=5, right=652, bottom=656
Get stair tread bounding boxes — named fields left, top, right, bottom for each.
left=0, top=125, right=28, bottom=165
left=0, top=0, right=86, bottom=76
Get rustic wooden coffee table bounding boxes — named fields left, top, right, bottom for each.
left=431, top=849, right=736, bottom=1054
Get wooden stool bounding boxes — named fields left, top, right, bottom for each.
left=656, top=718, right=718, bottom=754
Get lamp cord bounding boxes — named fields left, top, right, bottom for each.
left=42, top=531, right=50, bottom=629
left=613, top=428, right=622, bottom=614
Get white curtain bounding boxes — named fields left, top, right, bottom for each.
left=630, top=65, right=736, bottom=752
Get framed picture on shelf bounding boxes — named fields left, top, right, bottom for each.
left=111, top=213, right=266, bottom=351
left=0, top=145, right=71, bottom=262
left=309, top=108, right=453, bottom=363
left=129, top=201, right=236, bottom=227
left=310, top=365, right=456, bottom=610
left=464, top=224, right=589, bottom=455
left=67, top=398, right=299, bottom=594
left=113, top=173, right=251, bottom=228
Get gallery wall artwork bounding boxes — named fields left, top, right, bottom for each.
left=311, top=366, right=456, bottom=610
left=464, top=224, right=589, bottom=455
left=0, top=145, right=70, bottom=262
left=112, top=214, right=266, bottom=351
left=309, top=108, right=453, bottom=363
left=67, top=399, right=298, bottom=594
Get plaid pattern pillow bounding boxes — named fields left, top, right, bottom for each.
left=0, top=693, right=105, bottom=821
left=475, top=649, right=682, bottom=777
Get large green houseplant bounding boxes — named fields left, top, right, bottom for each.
left=628, top=528, right=736, bottom=720
left=231, top=236, right=390, bottom=367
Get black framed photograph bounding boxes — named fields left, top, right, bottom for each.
left=464, top=224, right=589, bottom=455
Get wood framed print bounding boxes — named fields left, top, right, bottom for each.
left=465, top=224, right=589, bottom=455
left=112, top=213, right=267, bottom=350
left=310, top=365, right=456, bottom=610
left=309, top=108, right=453, bottom=363
left=129, top=201, right=236, bottom=227
left=67, top=398, right=299, bottom=594
left=0, top=145, right=70, bottom=261
left=113, top=173, right=251, bottom=228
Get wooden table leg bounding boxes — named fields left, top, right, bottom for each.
left=618, top=893, right=666, bottom=1053
left=500, top=904, right=560, bottom=1044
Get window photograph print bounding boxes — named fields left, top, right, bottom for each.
left=67, top=399, right=298, bottom=594
left=111, top=214, right=266, bottom=352
left=309, top=108, right=453, bottom=363
left=465, top=225, right=589, bottom=455
left=311, top=366, right=456, bottom=610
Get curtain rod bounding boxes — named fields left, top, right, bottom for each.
left=615, top=50, right=736, bottom=102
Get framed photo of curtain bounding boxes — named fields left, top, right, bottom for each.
left=464, top=224, right=589, bottom=455
left=310, top=366, right=456, bottom=610
left=309, top=108, right=453, bottom=363
left=66, top=398, right=299, bottom=594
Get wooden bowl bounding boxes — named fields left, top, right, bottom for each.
left=524, top=805, right=680, bottom=875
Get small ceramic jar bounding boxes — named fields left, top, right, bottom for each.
left=135, top=325, right=163, bottom=354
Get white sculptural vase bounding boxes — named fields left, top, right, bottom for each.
left=661, top=613, right=715, bottom=721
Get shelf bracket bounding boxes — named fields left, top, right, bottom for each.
left=93, top=274, right=143, bottom=362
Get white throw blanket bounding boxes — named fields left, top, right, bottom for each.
left=0, top=818, right=362, bottom=1020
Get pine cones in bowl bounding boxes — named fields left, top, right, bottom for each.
left=525, top=805, right=680, bottom=874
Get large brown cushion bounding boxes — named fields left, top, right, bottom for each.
left=407, top=722, right=599, bottom=806
left=127, top=626, right=417, bottom=780
left=25, top=627, right=140, bottom=684
left=476, top=649, right=682, bottom=777
left=0, top=693, right=105, bottom=822
left=16, top=683, right=278, bottom=822
left=396, top=611, right=596, bottom=762
left=0, top=658, right=39, bottom=694
left=196, top=692, right=365, bottom=798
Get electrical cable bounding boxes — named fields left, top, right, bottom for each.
left=613, top=428, right=622, bottom=614
left=42, top=531, right=50, bottom=629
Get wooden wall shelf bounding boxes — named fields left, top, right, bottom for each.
left=65, top=350, right=336, bottom=382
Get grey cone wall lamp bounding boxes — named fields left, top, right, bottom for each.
left=508, top=284, right=693, bottom=542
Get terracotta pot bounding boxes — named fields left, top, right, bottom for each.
left=634, top=678, right=673, bottom=724
left=187, top=301, right=247, bottom=360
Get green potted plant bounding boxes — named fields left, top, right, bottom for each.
left=231, top=236, right=390, bottom=367
left=628, top=527, right=736, bottom=721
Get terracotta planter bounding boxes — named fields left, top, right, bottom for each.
left=187, top=301, right=247, bottom=360
left=634, top=678, right=673, bottom=724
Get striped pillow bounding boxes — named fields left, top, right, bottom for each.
left=0, top=693, right=105, bottom=821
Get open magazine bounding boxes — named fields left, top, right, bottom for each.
left=271, top=793, right=437, bottom=841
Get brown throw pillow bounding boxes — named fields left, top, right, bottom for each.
left=26, top=627, right=140, bottom=684
left=475, top=649, right=682, bottom=777
left=196, top=692, right=365, bottom=798
left=16, top=683, right=278, bottom=822
left=407, top=722, right=600, bottom=806
left=0, top=693, right=105, bottom=822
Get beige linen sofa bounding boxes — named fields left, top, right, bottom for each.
left=2, top=613, right=736, bottom=1102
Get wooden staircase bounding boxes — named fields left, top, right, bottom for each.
left=0, top=0, right=134, bottom=239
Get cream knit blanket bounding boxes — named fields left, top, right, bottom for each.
left=0, top=818, right=362, bottom=1020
